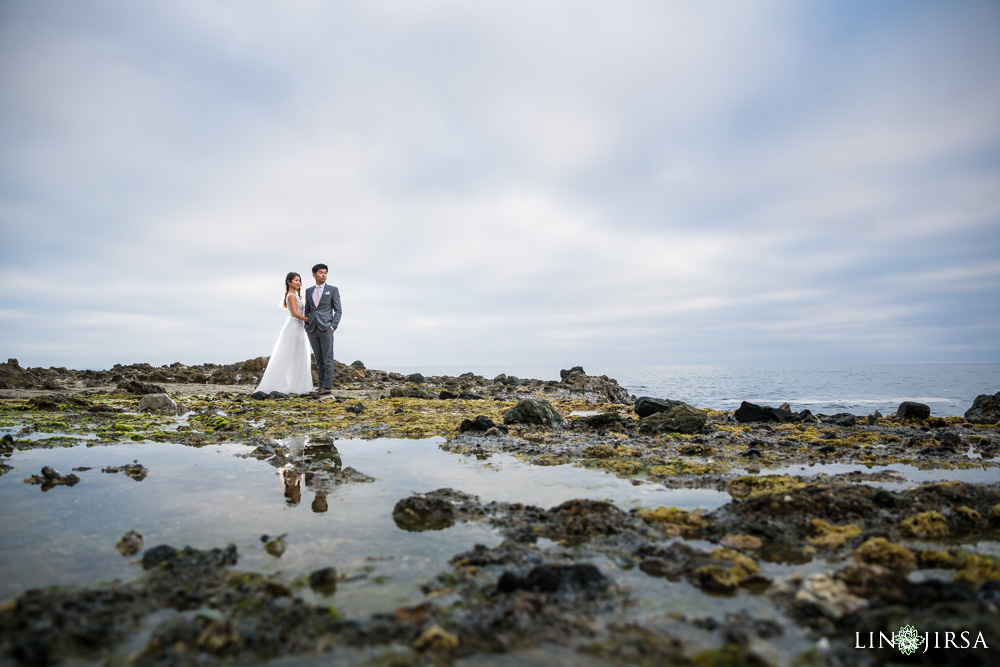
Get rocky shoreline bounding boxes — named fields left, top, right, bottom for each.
left=1, top=357, right=1000, bottom=665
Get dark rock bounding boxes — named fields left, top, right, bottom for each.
left=393, top=495, right=456, bottom=531
left=141, top=543, right=237, bottom=570
left=734, top=401, right=794, bottom=423
left=250, top=391, right=268, bottom=400
left=116, top=380, right=166, bottom=395
left=345, top=402, right=365, bottom=414
left=142, top=545, right=178, bottom=569
left=896, top=401, right=931, bottom=420
left=638, top=403, right=707, bottom=435
left=496, top=563, right=608, bottom=594
left=457, top=392, right=484, bottom=400
left=27, top=394, right=91, bottom=411
left=389, top=387, right=437, bottom=400
left=459, top=416, right=498, bottom=433
left=634, top=397, right=685, bottom=419
left=834, top=414, right=857, bottom=427
left=966, top=392, right=1000, bottom=424
left=268, top=391, right=290, bottom=399
left=406, top=373, right=425, bottom=384
left=23, top=466, right=80, bottom=489
left=582, top=413, right=626, bottom=428
left=559, top=366, right=586, bottom=381
left=350, top=360, right=366, bottom=369
left=309, top=567, right=338, bottom=594
left=503, top=399, right=565, bottom=425
left=439, top=390, right=458, bottom=400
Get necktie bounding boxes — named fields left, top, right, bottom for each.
left=314, top=286, right=322, bottom=308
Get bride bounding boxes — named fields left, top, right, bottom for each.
left=255, top=272, right=313, bottom=395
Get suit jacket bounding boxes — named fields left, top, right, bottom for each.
left=304, top=284, right=342, bottom=334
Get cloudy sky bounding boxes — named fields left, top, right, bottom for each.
left=1, top=0, right=998, bottom=371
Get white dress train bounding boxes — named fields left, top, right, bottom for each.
left=255, top=294, right=313, bottom=395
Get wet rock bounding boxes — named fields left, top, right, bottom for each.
left=896, top=401, right=931, bottom=420
left=503, top=398, right=564, bottom=425
left=116, top=380, right=166, bottom=395
left=439, top=390, right=458, bottom=399
left=581, top=412, right=627, bottom=428
left=831, top=413, right=857, bottom=427
left=497, top=564, right=608, bottom=594
left=345, top=402, right=365, bottom=414
left=393, top=494, right=457, bottom=531
left=733, top=401, right=797, bottom=423
left=250, top=391, right=269, bottom=400
left=406, top=373, right=425, bottom=383
left=138, top=393, right=181, bottom=414
left=116, top=530, right=144, bottom=556
left=541, top=499, right=630, bottom=544
left=413, top=624, right=459, bottom=652
left=389, top=387, right=437, bottom=399
left=141, top=543, right=238, bottom=570
left=770, top=572, right=867, bottom=622
left=142, top=544, right=178, bottom=569
left=559, top=366, right=586, bottom=381
left=262, top=534, right=287, bottom=557
left=638, top=403, right=706, bottom=435
left=102, top=461, right=148, bottom=481
left=308, top=567, right=338, bottom=594
left=0, top=358, right=38, bottom=389
left=27, top=394, right=91, bottom=411
left=459, top=415, right=507, bottom=434
left=966, top=391, right=1000, bottom=424
left=633, top=396, right=685, bottom=419
left=23, top=466, right=80, bottom=489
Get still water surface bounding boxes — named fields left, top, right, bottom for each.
left=0, top=437, right=728, bottom=613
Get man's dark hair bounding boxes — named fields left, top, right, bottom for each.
left=312, top=263, right=328, bottom=274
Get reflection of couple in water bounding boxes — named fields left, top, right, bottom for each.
left=278, top=436, right=339, bottom=513
left=281, top=468, right=328, bottom=513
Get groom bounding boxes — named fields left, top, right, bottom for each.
left=304, top=263, right=342, bottom=395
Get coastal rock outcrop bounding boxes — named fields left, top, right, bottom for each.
left=503, top=399, right=565, bottom=425
left=895, top=401, right=931, bottom=420
left=734, top=401, right=795, bottom=423
left=634, top=397, right=686, bottom=419
left=965, top=392, right=1000, bottom=424
left=639, top=403, right=707, bottom=435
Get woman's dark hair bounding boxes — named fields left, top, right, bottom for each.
left=282, top=272, right=301, bottom=308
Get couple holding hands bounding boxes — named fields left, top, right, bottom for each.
left=255, top=264, right=342, bottom=396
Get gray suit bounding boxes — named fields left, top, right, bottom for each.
left=304, top=283, right=342, bottom=390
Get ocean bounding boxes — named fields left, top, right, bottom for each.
left=384, top=363, right=1000, bottom=418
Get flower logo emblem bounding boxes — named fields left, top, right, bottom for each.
left=896, top=624, right=925, bottom=655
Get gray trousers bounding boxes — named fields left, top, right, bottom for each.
left=307, top=328, right=334, bottom=389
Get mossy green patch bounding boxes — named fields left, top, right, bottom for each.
left=637, top=506, right=706, bottom=538
left=726, top=474, right=806, bottom=499
left=647, top=459, right=725, bottom=479
left=806, top=519, right=861, bottom=549
left=955, top=553, right=1000, bottom=585
left=900, top=511, right=949, bottom=539
left=853, top=537, right=916, bottom=571
left=581, top=457, right=644, bottom=476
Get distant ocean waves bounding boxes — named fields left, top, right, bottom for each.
left=385, top=364, right=1000, bottom=418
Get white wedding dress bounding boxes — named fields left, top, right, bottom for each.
left=255, top=294, right=313, bottom=395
